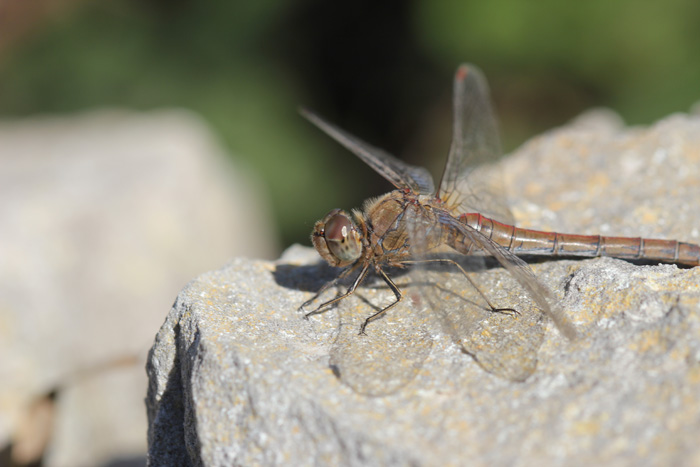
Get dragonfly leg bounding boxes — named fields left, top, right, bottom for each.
left=358, top=265, right=403, bottom=335
left=299, top=278, right=338, bottom=311
left=299, top=264, right=355, bottom=311
left=303, top=263, right=369, bottom=319
left=401, top=259, right=519, bottom=317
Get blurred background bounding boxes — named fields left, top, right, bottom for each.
left=1, top=1, right=699, bottom=466
left=3, top=0, right=700, bottom=248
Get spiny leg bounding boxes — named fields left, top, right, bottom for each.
left=303, top=263, right=370, bottom=319
left=358, top=265, right=403, bottom=335
left=299, top=263, right=359, bottom=311
left=401, top=258, right=519, bottom=316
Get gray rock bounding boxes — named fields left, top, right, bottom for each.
left=147, top=113, right=700, bottom=466
left=0, top=109, right=277, bottom=467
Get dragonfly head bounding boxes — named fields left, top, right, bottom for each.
left=312, top=209, right=363, bottom=267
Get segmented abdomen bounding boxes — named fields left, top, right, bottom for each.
left=456, top=213, right=700, bottom=266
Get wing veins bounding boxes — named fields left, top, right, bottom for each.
left=301, top=108, right=434, bottom=194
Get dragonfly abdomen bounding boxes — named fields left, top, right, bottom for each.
left=460, top=213, right=700, bottom=266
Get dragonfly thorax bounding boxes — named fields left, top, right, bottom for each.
left=311, top=209, right=363, bottom=268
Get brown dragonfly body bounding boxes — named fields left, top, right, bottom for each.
left=355, top=190, right=700, bottom=267
left=458, top=213, right=700, bottom=266
left=301, top=65, right=699, bottom=341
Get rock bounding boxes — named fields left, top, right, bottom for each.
left=146, top=113, right=700, bottom=466
left=0, top=109, right=277, bottom=466
left=505, top=110, right=700, bottom=242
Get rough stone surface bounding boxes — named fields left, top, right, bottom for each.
left=147, top=113, right=700, bottom=466
left=0, top=110, right=277, bottom=467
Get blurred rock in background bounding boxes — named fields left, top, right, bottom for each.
left=0, top=109, right=277, bottom=467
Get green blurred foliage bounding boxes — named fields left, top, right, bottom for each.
left=418, top=0, right=700, bottom=123
left=1, top=1, right=699, bottom=249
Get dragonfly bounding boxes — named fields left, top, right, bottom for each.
left=299, top=64, right=700, bottom=386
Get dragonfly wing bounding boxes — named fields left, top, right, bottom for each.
left=301, top=108, right=435, bottom=194
left=437, top=212, right=578, bottom=341
left=401, top=205, right=544, bottom=381
left=328, top=289, right=434, bottom=396
left=437, top=64, right=514, bottom=224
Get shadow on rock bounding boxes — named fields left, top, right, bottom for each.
left=272, top=262, right=340, bottom=293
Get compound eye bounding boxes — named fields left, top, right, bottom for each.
left=324, top=214, right=352, bottom=241
left=324, top=213, right=362, bottom=263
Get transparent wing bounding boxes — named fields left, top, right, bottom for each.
left=328, top=282, right=434, bottom=396
left=301, top=108, right=435, bottom=194
left=434, top=212, right=579, bottom=341
left=401, top=205, right=543, bottom=381
left=437, top=64, right=514, bottom=224
left=419, top=262, right=545, bottom=381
